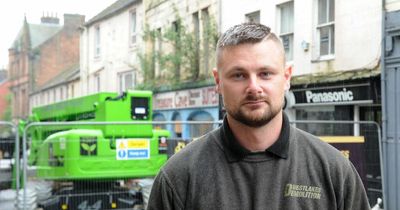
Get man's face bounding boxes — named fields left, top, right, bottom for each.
left=213, top=39, right=292, bottom=127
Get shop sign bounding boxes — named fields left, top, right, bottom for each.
left=154, top=86, right=219, bottom=110
left=305, top=88, right=354, bottom=103
left=293, top=84, right=372, bottom=105
left=319, top=136, right=366, bottom=185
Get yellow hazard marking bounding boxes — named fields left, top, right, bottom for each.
left=119, top=142, right=126, bottom=149
left=128, top=139, right=149, bottom=148
left=319, top=136, right=365, bottom=143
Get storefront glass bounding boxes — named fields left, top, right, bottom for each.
left=153, top=113, right=167, bottom=130
left=188, top=111, right=214, bottom=138
left=172, top=112, right=182, bottom=138
left=295, top=105, right=353, bottom=136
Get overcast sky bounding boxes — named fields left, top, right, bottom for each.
left=0, top=0, right=117, bottom=69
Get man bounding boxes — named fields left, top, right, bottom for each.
left=147, top=23, right=370, bottom=210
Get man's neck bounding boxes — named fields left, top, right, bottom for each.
left=227, top=112, right=283, bottom=152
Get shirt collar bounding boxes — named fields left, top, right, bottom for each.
left=220, top=112, right=290, bottom=162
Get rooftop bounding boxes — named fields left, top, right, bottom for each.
left=291, top=67, right=381, bottom=86
left=85, top=0, right=139, bottom=26
left=10, top=21, right=62, bottom=50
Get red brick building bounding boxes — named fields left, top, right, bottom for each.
left=0, top=70, right=10, bottom=120
left=8, top=14, right=84, bottom=121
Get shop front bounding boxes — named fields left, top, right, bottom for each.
left=153, top=86, right=220, bottom=139
left=288, top=71, right=382, bottom=203
left=288, top=71, right=381, bottom=137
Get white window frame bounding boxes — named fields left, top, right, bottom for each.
left=278, top=1, right=294, bottom=62
left=94, top=25, right=101, bottom=57
left=201, top=7, right=210, bottom=74
left=316, top=0, right=335, bottom=58
left=71, top=84, right=75, bottom=98
left=245, top=11, right=260, bottom=23
left=46, top=91, right=50, bottom=105
left=60, top=87, right=64, bottom=101
left=95, top=74, right=101, bottom=92
left=52, top=89, right=56, bottom=103
left=130, top=9, right=137, bottom=45
left=155, top=28, right=162, bottom=77
left=119, top=71, right=135, bottom=92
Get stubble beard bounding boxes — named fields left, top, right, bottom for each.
left=226, top=95, right=283, bottom=128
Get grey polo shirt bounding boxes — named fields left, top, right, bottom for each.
left=147, top=113, right=370, bottom=210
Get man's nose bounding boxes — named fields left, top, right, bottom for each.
left=246, top=75, right=263, bottom=94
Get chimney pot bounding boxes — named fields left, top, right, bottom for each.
left=41, top=11, right=60, bottom=25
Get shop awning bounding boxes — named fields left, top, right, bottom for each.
left=291, top=67, right=380, bottom=86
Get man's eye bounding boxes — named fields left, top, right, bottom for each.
left=233, top=73, right=245, bottom=80
left=260, top=72, right=271, bottom=79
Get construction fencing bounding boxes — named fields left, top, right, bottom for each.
left=0, top=120, right=383, bottom=209
left=0, top=121, right=19, bottom=210
left=291, top=120, right=384, bottom=208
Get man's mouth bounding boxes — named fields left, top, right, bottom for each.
left=244, top=100, right=264, bottom=104
left=243, top=100, right=266, bottom=107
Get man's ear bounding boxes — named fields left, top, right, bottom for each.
left=212, top=68, right=221, bottom=93
left=284, top=65, right=293, bottom=91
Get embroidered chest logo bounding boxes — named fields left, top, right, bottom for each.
left=284, top=184, right=321, bottom=199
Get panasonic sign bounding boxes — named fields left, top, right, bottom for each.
left=306, top=88, right=354, bottom=103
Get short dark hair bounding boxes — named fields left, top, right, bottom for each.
left=217, top=23, right=274, bottom=48
left=216, top=23, right=284, bottom=65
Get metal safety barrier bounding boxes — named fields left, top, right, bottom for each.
left=290, top=120, right=384, bottom=208
left=19, top=121, right=220, bottom=210
left=5, top=119, right=383, bottom=209
left=0, top=121, right=19, bottom=210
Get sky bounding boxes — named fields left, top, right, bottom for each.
left=0, top=0, right=118, bottom=69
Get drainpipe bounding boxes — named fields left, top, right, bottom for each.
left=380, top=0, right=387, bottom=208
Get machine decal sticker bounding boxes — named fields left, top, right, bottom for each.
left=116, top=139, right=150, bottom=160
left=80, top=137, right=98, bottom=156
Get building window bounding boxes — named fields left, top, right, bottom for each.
left=202, top=7, right=210, bottom=74
left=21, top=88, right=26, bottom=115
left=172, top=21, right=181, bottom=78
left=278, top=1, right=294, bottom=61
left=157, top=28, right=162, bottom=53
left=317, top=0, right=335, bottom=56
left=66, top=86, right=69, bottom=99
left=46, top=91, right=50, bottom=105
left=40, top=92, right=44, bottom=105
left=94, top=25, right=101, bottom=57
left=95, top=74, right=101, bottom=92
left=193, top=11, right=200, bottom=78
left=172, top=112, right=182, bottom=138
left=71, top=84, right=75, bottom=98
left=130, top=10, right=137, bottom=45
left=53, top=89, right=56, bottom=103
left=155, top=28, right=162, bottom=77
left=296, top=105, right=353, bottom=136
left=245, top=11, right=260, bottom=23
left=119, top=71, right=135, bottom=92
left=189, top=111, right=214, bottom=138
left=153, top=113, right=167, bottom=130
left=60, top=87, right=64, bottom=101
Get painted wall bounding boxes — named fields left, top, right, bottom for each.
left=0, top=80, right=10, bottom=120
left=386, top=0, right=400, bottom=12
left=220, top=0, right=382, bottom=76
left=145, top=0, right=219, bottom=79
left=80, top=2, right=144, bottom=95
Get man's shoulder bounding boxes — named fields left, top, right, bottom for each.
left=289, top=126, right=360, bottom=183
left=290, top=126, right=349, bottom=163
